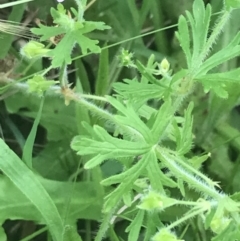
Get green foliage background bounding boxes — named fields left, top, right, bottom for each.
left=1, top=0, right=240, bottom=241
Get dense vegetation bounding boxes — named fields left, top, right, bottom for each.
left=1, top=0, right=240, bottom=240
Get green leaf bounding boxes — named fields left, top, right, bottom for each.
left=152, top=228, right=182, bottom=241
left=225, top=0, right=240, bottom=10
left=75, top=21, right=110, bottom=55
left=212, top=222, right=240, bottom=241
left=21, top=41, right=50, bottom=59
left=189, top=154, right=209, bottom=170
left=103, top=152, right=152, bottom=213
left=122, top=191, right=132, bottom=207
left=150, top=99, right=173, bottom=143
left=50, top=32, right=76, bottom=67
left=176, top=102, right=194, bottom=155
left=176, top=0, right=212, bottom=69
left=101, top=167, right=131, bottom=186
left=51, top=4, right=77, bottom=31
left=0, top=0, right=33, bottom=8
left=0, top=175, right=102, bottom=222
left=175, top=15, right=191, bottom=68
left=74, top=31, right=101, bottom=55
left=196, top=68, right=240, bottom=98
left=22, top=96, right=44, bottom=169
left=204, top=208, right=217, bottom=230
left=106, top=96, right=153, bottom=142
left=197, top=68, right=240, bottom=83
left=143, top=212, right=161, bottom=241
left=27, top=75, right=58, bottom=95
left=4, top=91, right=78, bottom=141
left=0, top=226, right=6, bottom=241
left=31, top=24, right=66, bottom=41
left=31, top=4, right=110, bottom=67
left=62, top=225, right=82, bottom=241
left=146, top=151, right=177, bottom=191
left=113, top=79, right=165, bottom=102
left=138, top=191, right=177, bottom=211
left=0, top=3, right=25, bottom=58
left=0, top=139, right=63, bottom=241
left=95, top=48, right=109, bottom=96
left=191, top=0, right=211, bottom=64
left=71, top=125, right=151, bottom=169
left=136, top=60, right=167, bottom=87
left=198, top=77, right=229, bottom=98
left=126, top=210, right=144, bottom=241
left=196, top=32, right=240, bottom=75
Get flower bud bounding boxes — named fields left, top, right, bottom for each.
left=21, top=41, right=50, bottom=59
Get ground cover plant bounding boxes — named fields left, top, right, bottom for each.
left=1, top=0, right=240, bottom=240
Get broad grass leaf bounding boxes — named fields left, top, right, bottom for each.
left=0, top=225, right=6, bottom=241
left=95, top=48, right=109, bottom=96
left=22, top=96, right=44, bottom=169
left=0, top=3, right=25, bottom=58
left=0, top=139, right=63, bottom=241
left=4, top=92, right=77, bottom=141
left=0, top=0, right=33, bottom=8
left=0, top=175, right=102, bottom=222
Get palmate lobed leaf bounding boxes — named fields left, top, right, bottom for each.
left=113, top=79, right=165, bottom=102
left=176, top=0, right=212, bottom=70
left=71, top=125, right=152, bottom=169
left=126, top=210, right=145, bottom=241
left=175, top=0, right=240, bottom=99
left=31, top=4, right=110, bottom=68
left=106, top=96, right=154, bottom=142
left=102, top=151, right=152, bottom=213
left=195, top=32, right=240, bottom=76
left=150, top=98, right=174, bottom=143
left=175, top=15, right=191, bottom=68
left=50, top=31, right=76, bottom=67
left=146, top=150, right=177, bottom=190
left=196, top=69, right=240, bottom=98
left=175, top=102, right=194, bottom=155
left=31, top=24, right=66, bottom=41
left=190, top=0, right=211, bottom=64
